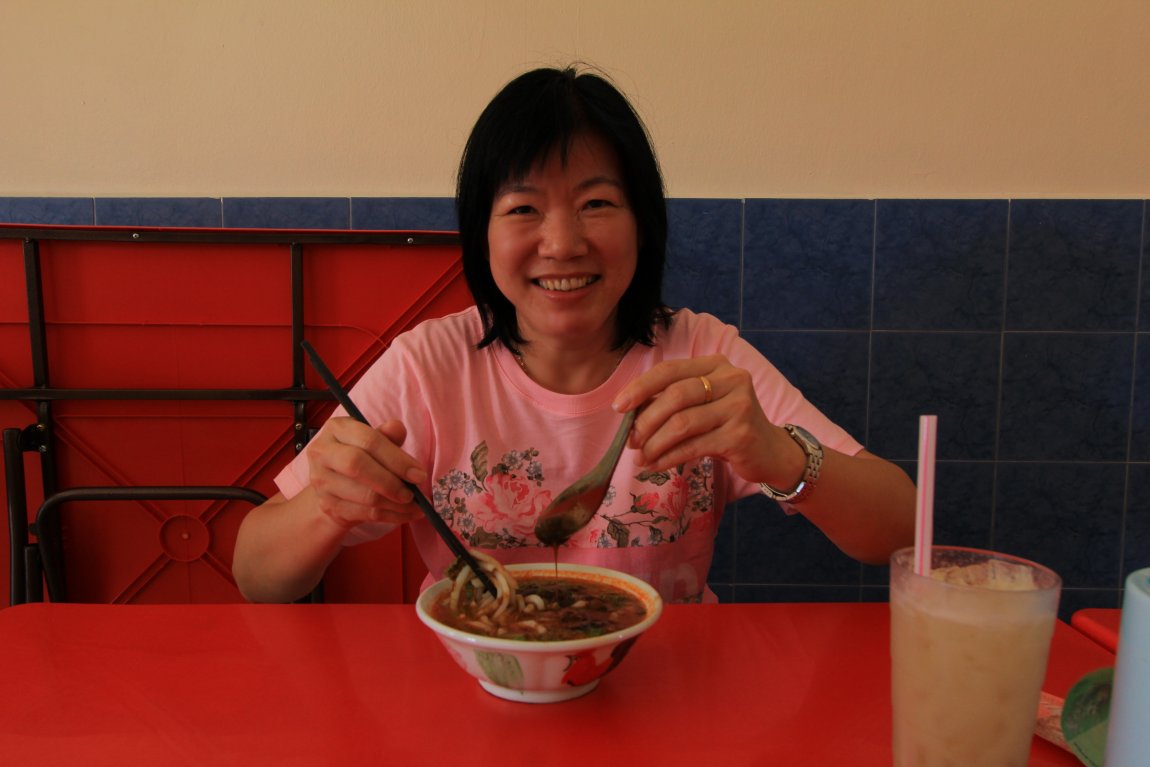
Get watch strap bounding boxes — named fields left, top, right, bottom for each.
left=759, top=424, right=823, bottom=504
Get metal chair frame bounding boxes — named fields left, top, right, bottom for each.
left=2, top=225, right=459, bottom=604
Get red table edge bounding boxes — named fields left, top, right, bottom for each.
left=1070, top=608, right=1121, bottom=654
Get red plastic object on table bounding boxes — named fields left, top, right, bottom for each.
left=1071, top=607, right=1122, bottom=653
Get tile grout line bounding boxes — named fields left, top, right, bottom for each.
left=989, top=199, right=1012, bottom=551
left=864, top=200, right=877, bottom=451
left=1117, top=199, right=1147, bottom=585
left=861, top=199, right=878, bottom=595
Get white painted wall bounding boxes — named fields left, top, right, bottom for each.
left=2, top=0, right=1147, bottom=198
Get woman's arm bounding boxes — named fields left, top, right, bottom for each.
left=232, top=416, right=425, bottom=603
left=233, top=488, right=354, bottom=603
left=614, top=354, right=915, bottom=565
left=772, top=444, right=915, bottom=565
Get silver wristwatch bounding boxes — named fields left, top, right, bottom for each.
left=759, top=424, right=823, bottom=504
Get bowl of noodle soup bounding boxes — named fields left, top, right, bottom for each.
left=416, top=555, right=663, bottom=703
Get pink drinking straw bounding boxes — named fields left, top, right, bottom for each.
left=914, top=415, right=938, bottom=576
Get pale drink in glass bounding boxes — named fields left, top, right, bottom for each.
left=889, top=546, right=1061, bottom=767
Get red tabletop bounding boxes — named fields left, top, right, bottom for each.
left=1070, top=607, right=1122, bottom=653
left=0, top=602, right=1114, bottom=766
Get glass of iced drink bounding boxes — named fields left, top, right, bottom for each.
left=889, top=546, right=1061, bottom=767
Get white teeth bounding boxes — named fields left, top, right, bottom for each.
left=537, top=276, right=594, bottom=292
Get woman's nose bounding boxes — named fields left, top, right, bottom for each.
left=538, top=213, right=588, bottom=259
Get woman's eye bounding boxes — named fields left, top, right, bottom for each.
left=507, top=205, right=536, bottom=215
left=584, top=199, right=616, bottom=210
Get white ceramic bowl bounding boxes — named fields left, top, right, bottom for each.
left=416, top=562, right=663, bottom=703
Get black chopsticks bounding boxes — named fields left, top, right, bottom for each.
left=300, top=340, right=497, bottom=597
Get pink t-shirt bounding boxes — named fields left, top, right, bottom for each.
left=275, top=307, right=861, bottom=603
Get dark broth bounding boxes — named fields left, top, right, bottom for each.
left=433, top=574, right=647, bottom=641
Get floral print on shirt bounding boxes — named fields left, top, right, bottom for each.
left=431, top=441, right=715, bottom=550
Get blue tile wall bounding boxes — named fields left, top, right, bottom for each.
left=1135, top=334, right=1150, bottom=460
left=999, top=333, right=1134, bottom=461
left=666, top=199, right=742, bottom=326
left=868, top=332, right=1001, bottom=460
left=222, top=197, right=351, bottom=229
left=95, top=197, right=223, bottom=227
left=0, top=197, right=95, bottom=225
left=1006, top=200, right=1142, bottom=331
left=1128, top=466, right=1150, bottom=580
left=743, top=199, right=873, bottom=330
left=351, top=197, right=456, bottom=231
left=873, top=200, right=1008, bottom=331
left=3, top=195, right=1147, bottom=619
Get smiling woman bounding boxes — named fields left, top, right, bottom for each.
left=232, top=65, right=916, bottom=608
left=456, top=67, right=673, bottom=359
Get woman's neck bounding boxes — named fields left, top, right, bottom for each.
left=512, top=339, right=632, bottom=394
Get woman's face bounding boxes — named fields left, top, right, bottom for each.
left=487, top=132, right=638, bottom=350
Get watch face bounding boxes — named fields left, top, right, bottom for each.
left=788, top=424, right=820, bottom=449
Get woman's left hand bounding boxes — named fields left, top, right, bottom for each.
left=612, top=354, right=800, bottom=486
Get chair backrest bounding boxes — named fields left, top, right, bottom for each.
left=6, top=473, right=269, bottom=604
left=1, top=225, right=470, bottom=605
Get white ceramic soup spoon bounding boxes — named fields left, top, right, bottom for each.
left=534, top=410, right=636, bottom=547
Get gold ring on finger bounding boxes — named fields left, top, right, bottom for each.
left=699, top=375, right=714, bottom=404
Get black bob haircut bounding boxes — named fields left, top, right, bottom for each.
left=455, top=65, right=673, bottom=354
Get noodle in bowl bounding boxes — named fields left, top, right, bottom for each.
left=416, top=560, right=663, bottom=703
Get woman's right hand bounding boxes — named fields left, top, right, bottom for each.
left=305, top=416, right=427, bottom=528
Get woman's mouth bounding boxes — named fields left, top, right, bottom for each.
left=534, top=275, right=599, bottom=292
